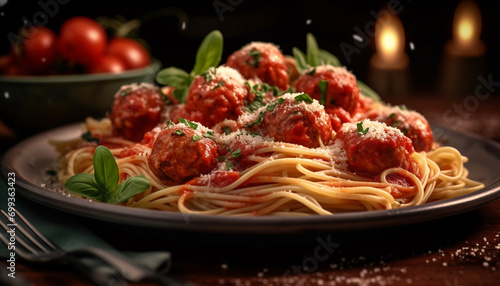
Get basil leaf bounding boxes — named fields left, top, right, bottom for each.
left=192, top=30, right=224, bottom=76
left=106, top=175, right=150, bottom=204
left=317, top=49, right=341, bottom=67
left=292, top=47, right=308, bottom=72
left=306, top=33, right=320, bottom=68
left=156, top=66, right=191, bottom=88
left=64, top=173, right=102, bottom=200
left=173, top=88, right=189, bottom=103
left=93, top=146, right=119, bottom=192
left=357, top=80, right=382, bottom=103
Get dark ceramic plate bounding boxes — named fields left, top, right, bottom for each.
left=2, top=123, right=500, bottom=234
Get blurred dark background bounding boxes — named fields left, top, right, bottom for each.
left=1, top=0, right=499, bottom=96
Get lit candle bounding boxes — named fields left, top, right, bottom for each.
left=447, top=0, right=485, bottom=56
left=439, top=0, right=486, bottom=95
left=370, top=13, right=409, bottom=70
left=367, top=12, right=410, bottom=97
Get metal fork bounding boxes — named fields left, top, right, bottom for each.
left=0, top=209, right=192, bottom=286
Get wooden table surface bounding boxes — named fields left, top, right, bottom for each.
left=1, top=95, right=500, bottom=286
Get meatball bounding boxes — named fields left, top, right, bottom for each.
left=226, top=42, right=289, bottom=90
left=335, top=120, right=415, bottom=179
left=365, top=106, right=434, bottom=152
left=148, top=124, right=218, bottom=185
left=108, top=83, right=164, bottom=142
left=325, top=106, right=353, bottom=132
left=184, top=66, right=250, bottom=128
left=244, top=93, right=333, bottom=148
left=293, top=65, right=359, bottom=115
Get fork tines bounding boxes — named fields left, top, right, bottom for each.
left=0, top=208, right=59, bottom=260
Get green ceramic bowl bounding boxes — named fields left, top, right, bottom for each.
left=0, top=60, right=161, bottom=137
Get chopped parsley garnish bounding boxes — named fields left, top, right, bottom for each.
left=203, top=131, right=217, bottom=142
left=357, top=121, right=369, bottom=135
left=178, top=118, right=198, bottom=130
left=226, top=161, right=234, bottom=171
left=389, top=112, right=396, bottom=119
left=318, top=80, right=328, bottom=106
left=244, top=83, right=264, bottom=111
left=192, top=135, right=203, bottom=141
left=244, top=82, right=288, bottom=113
left=392, top=120, right=403, bottom=127
left=247, top=110, right=265, bottom=128
left=248, top=50, right=262, bottom=68
left=174, top=129, right=185, bottom=136
left=222, top=126, right=232, bottom=135
left=230, top=148, right=241, bottom=158
left=201, top=66, right=216, bottom=82
left=261, top=82, right=285, bottom=97
left=244, top=82, right=266, bottom=112
left=246, top=130, right=262, bottom=137
left=266, top=97, right=285, bottom=112
left=213, top=80, right=225, bottom=90
left=217, top=156, right=226, bottom=162
left=81, top=131, right=99, bottom=144
left=119, top=87, right=132, bottom=96
left=294, top=93, right=313, bottom=103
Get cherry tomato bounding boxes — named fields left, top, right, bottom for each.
left=87, top=55, right=126, bottom=74
left=0, top=54, right=14, bottom=74
left=108, top=38, right=151, bottom=70
left=0, top=53, right=33, bottom=76
left=58, top=17, right=107, bottom=66
left=23, top=26, right=58, bottom=72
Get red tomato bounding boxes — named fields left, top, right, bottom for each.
left=0, top=54, right=14, bottom=74
left=58, top=17, right=107, bottom=66
left=107, top=38, right=150, bottom=70
left=0, top=53, right=32, bottom=76
left=23, top=26, right=58, bottom=72
left=87, top=55, right=126, bottom=74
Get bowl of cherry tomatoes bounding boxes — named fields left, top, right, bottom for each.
left=0, top=16, right=160, bottom=137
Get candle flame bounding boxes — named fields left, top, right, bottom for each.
left=453, top=0, right=481, bottom=49
left=375, top=12, right=405, bottom=65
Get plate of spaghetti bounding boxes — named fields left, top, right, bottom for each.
left=2, top=32, right=499, bottom=233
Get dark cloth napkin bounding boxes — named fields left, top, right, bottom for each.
left=0, top=179, right=171, bottom=285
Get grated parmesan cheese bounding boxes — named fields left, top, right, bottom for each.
left=113, top=82, right=157, bottom=98
left=236, top=92, right=327, bottom=127
left=214, top=66, right=246, bottom=86
left=239, top=41, right=283, bottom=53
left=304, top=65, right=357, bottom=87
left=339, top=119, right=405, bottom=141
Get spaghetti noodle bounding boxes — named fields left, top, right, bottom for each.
left=55, top=116, right=484, bottom=216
